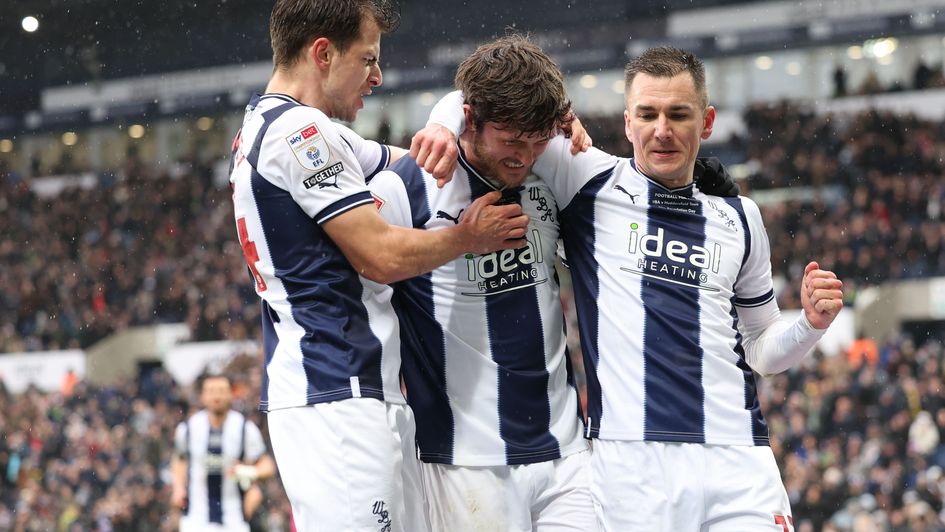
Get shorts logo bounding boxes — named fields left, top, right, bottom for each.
left=372, top=500, right=391, bottom=532
left=303, top=162, right=344, bottom=190
left=286, top=122, right=331, bottom=171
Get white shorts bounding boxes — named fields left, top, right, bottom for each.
left=421, top=450, right=597, bottom=532
left=267, top=399, right=429, bottom=532
left=590, top=440, right=794, bottom=532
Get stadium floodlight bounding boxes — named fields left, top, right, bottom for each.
left=61, top=132, right=78, bottom=146
left=21, top=16, right=39, bottom=32
left=0, top=139, right=12, bottom=153
left=196, top=117, right=214, bottom=131
left=579, top=74, right=598, bottom=89
left=128, top=124, right=145, bottom=139
left=754, top=56, right=773, bottom=70
left=418, top=92, right=436, bottom=106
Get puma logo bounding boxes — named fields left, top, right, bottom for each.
left=436, top=209, right=463, bottom=225
left=614, top=185, right=639, bottom=204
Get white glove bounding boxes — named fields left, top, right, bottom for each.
left=233, top=464, right=259, bottom=490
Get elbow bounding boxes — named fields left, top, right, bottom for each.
left=349, top=256, right=404, bottom=285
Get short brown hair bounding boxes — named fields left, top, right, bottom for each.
left=625, top=46, right=708, bottom=109
left=455, top=34, right=572, bottom=136
left=269, top=0, right=400, bottom=69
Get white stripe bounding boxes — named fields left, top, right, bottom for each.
left=350, top=376, right=361, bottom=398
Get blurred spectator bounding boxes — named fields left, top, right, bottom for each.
left=0, top=159, right=260, bottom=352
left=834, top=64, right=848, bottom=98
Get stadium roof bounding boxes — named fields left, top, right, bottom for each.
left=1, top=0, right=748, bottom=114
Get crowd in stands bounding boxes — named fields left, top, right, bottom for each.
left=740, top=103, right=945, bottom=308
left=0, top=155, right=261, bottom=353
left=767, top=332, right=945, bottom=531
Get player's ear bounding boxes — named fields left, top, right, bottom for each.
left=623, top=109, right=633, bottom=144
left=463, top=104, right=476, bottom=133
left=309, top=37, right=332, bottom=69
left=701, top=105, right=716, bottom=140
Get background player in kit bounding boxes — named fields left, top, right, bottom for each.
left=369, top=35, right=595, bottom=531
left=228, top=1, right=530, bottom=530
left=527, top=47, right=843, bottom=530
left=172, top=374, right=275, bottom=532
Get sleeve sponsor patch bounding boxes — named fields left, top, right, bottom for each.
left=303, top=162, right=345, bottom=190
left=286, top=123, right=331, bottom=171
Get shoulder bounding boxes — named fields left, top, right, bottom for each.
left=261, top=106, right=348, bottom=173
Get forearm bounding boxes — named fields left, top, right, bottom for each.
left=741, top=307, right=825, bottom=377
left=253, top=455, right=276, bottom=480
left=354, top=224, right=473, bottom=284
left=171, top=456, right=188, bottom=496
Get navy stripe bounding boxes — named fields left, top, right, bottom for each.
left=367, top=145, right=391, bottom=180
left=734, top=289, right=775, bottom=308
left=393, top=274, right=456, bottom=463
left=488, top=265, right=558, bottom=464
left=728, top=297, right=769, bottom=445
left=387, top=157, right=431, bottom=228
left=259, top=301, right=279, bottom=410
left=724, top=197, right=751, bottom=270
left=641, top=182, right=706, bottom=443
left=250, top=168, right=384, bottom=403
left=246, top=102, right=298, bottom=169
left=314, top=192, right=374, bottom=223
left=207, top=428, right=224, bottom=524
left=382, top=157, right=453, bottom=462
left=558, top=166, right=615, bottom=438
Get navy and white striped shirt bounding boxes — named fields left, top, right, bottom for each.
left=368, top=148, right=586, bottom=466
left=174, top=410, right=266, bottom=527
left=229, top=93, right=400, bottom=411
left=534, top=136, right=776, bottom=446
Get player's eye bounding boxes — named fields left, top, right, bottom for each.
left=364, top=56, right=378, bottom=66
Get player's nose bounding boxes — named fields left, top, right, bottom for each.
left=370, top=64, right=382, bottom=87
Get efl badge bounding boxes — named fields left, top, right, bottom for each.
left=286, top=123, right=331, bottom=171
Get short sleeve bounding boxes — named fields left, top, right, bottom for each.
left=533, top=135, right=620, bottom=209
left=242, top=421, right=267, bottom=463
left=334, top=123, right=392, bottom=181
left=173, top=421, right=188, bottom=457
left=257, top=106, right=375, bottom=224
left=368, top=170, right=414, bottom=228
